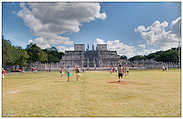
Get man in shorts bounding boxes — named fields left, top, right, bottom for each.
left=59, top=67, right=64, bottom=79
left=75, top=66, right=80, bottom=81
left=117, top=65, right=123, bottom=82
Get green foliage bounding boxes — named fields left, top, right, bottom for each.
left=3, top=35, right=66, bottom=67
left=129, top=48, right=180, bottom=63
left=154, top=48, right=180, bottom=63
left=43, top=47, right=64, bottom=63
left=120, top=55, right=127, bottom=60
left=3, top=37, right=30, bottom=67
left=14, top=47, right=29, bottom=66
left=129, top=55, right=146, bottom=61
left=2, top=35, right=65, bottom=67
left=26, top=43, right=48, bottom=63
left=2, top=39, right=15, bottom=66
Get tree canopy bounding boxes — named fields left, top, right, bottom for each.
left=3, top=38, right=29, bottom=67
left=26, top=43, right=48, bottom=63
left=120, top=55, right=127, bottom=60
left=129, top=48, right=180, bottom=63
left=2, top=36, right=65, bottom=67
left=43, top=47, right=64, bottom=63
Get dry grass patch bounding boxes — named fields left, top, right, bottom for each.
left=2, top=69, right=181, bottom=117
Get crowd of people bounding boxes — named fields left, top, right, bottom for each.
left=59, top=66, right=81, bottom=82
left=58, top=65, right=130, bottom=82
left=2, top=64, right=169, bottom=81
left=110, top=65, right=129, bottom=82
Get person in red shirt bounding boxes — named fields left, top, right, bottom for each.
left=112, top=67, right=115, bottom=73
left=2, top=68, right=5, bottom=79
left=31, top=67, right=34, bottom=72
left=32, top=67, right=35, bottom=72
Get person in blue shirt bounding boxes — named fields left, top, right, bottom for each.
left=66, top=66, right=72, bottom=82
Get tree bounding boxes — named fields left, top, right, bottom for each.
left=26, top=43, right=48, bottom=63
left=120, top=55, right=127, bottom=60
left=128, top=47, right=180, bottom=63
left=43, top=47, right=64, bottom=63
left=14, top=47, right=29, bottom=66
left=2, top=38, right=15, bottom=66
left=129, top=55, right=146, bottom=61
left=154, top=48, right=179, bottom=63
left=3, top=37, right=30, bottom=67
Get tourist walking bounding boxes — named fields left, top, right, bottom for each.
left=112, top=67, right=115, bottom=73
left=117, top=65, right=123, bottom=82
left=110, top=67, right=113, bottom=74
left=66, top=66, right=72, bottom=82
left=115, top=66, right=118, bottom=75
left=75, top=66, right=80, bottom=81
left=59, top=67, right=64, bottom=79
left=126, top=66, right=129, bottom=75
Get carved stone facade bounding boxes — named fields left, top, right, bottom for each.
left=60, top=44, right=120, bottom=67
left=74, top=44, right=85, bottom=51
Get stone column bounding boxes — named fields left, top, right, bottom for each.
left=87, top=58, right=89, bottom=68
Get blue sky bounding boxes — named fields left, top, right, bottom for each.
left=2, top=2, right=181, bottom=57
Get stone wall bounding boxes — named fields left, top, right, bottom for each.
left=60, top=50, right=121, bottom=68
left=74, top=44, right=85, bottom=51
left=26, top=60, right=180, bottom=71
left=96, top=44, right=107, bottom=51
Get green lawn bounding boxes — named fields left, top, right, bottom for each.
left=2, top=69, right=181, bottom=117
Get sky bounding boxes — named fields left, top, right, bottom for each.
left=2, top=2, right=181, bottom=58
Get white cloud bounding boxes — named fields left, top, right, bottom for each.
left=97, top=17, right=180, bottom=58
left=138, top=44, right=146, bottom=49
left=28, top=40, right=33, bottom=44
left=96, top=38, right=137, bottom=58
left=56, top=46, right=74, bottom=52
left=17, top=3, right=106, bottom=50
left=96, top=38, right=106, bottom=44
left=136, top=48, right=161, bottom=56
left=135, top=17, right=180, bottom=51
left=134, top=25, right=146, bottom=32
left=171, top=17, right=181, bottom=38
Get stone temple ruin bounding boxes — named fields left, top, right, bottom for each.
left=60, top=44, right=121, bottom=68
left=29, top=44, right=180, bottom=71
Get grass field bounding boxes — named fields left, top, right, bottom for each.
left=2, top=69, right=181, bottom=117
